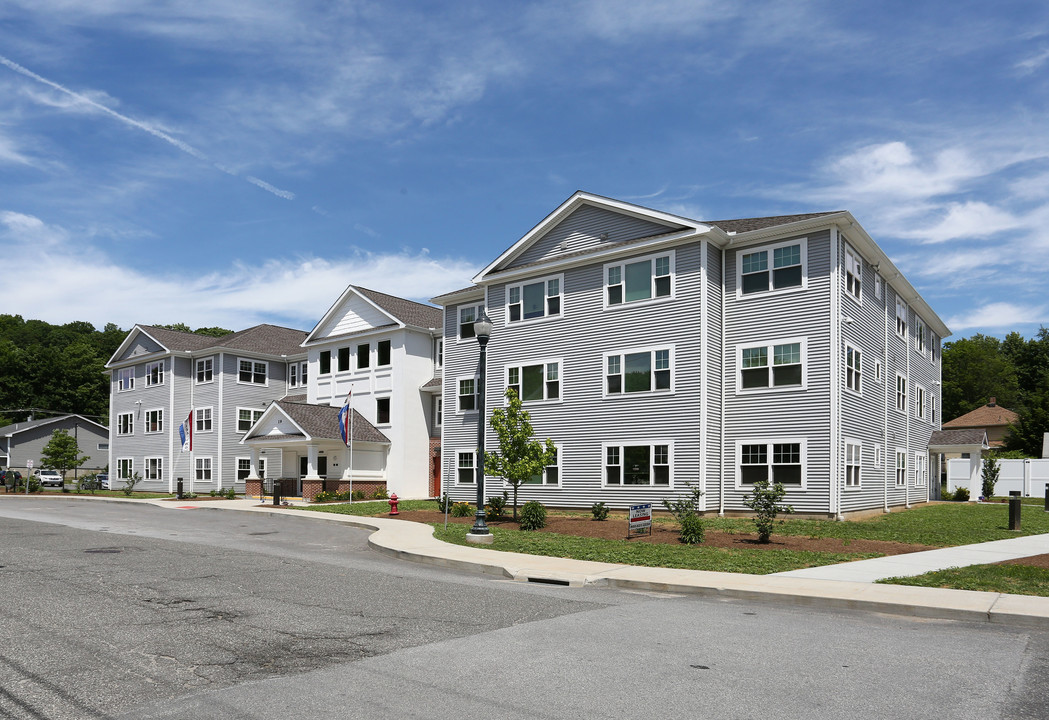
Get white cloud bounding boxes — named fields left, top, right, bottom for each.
left=946, top=302, right=1049, bottom=331
left=898, top=201, right=1023, bottom=244
left=1016, top=47, right=1049, bottom=74
left=0, top=211, right=476, bottom=330
left=823, top=141, right=984, bottom=203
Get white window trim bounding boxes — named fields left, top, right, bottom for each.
left=603, top=250, right=676, bottom=310
left=896, top=297, right=909, bottom=339
left=195, top=406, right=214, bottom=434
left=874, top=443, right=883, bottom=469
left=845, top=343, right=862, bottom=396
left=895, top=449, right=907, bottom=487
left=914, top=452, right=928, bottom=486
left=289, top=361, right=308, bottom=389
left=144, top=407, right=164, bottom=435
left=735, top=438, right=808, bottom=490
left=116, top=457, right=134, bottom=480
left=874, top=358, right=883, bottom=384
left=895, top=373, right=907, bottom=414
left=144, top=456, right=164, bottom=482
left=434, top=338, right=444, bottom=369
left=196, top=356, right=215, bottom=384
left=914, top=317, right=927, bottom=356
left=506, top=273, right=564, bottom=324
left=237, top=357, right=269, bottom=387
left=844, top=438, right=862, bottom=489
left=457, top=304, right=485, bottom=343
left=236, top=456, right=266, bottom=481
left=144, top=360, right=165, bottom=388
left=508, top=443, right=562, bottom=488
left=844, top=243, right=862, bottom=305
left=318, top=349, right=333, bottom=376
left=603, top=345, right=675, bottom=398
left=195, top=456, right=213, bottom=482
left=915, top=384, right=927, bottom=421
left=505, top=358, right=563, bottom=405
left=874, top=274, right=883, bottom=300
left=376, top=339, right=393, bottom=368
left=375, top=396, right=392, bottom=426
left=116, top=412, right=134, bottom=436
left=601, top=440, right=674, bottom=488
left=455, top=448, right=477, bottom=485
left=236, top=406, right=265, bottom=434
left=736, top=237, right=808, bottom=298
left=456, top=375, right=479, bottom=414
left=434, top=396, right=443, bottom=428
left=735, top=337, right=808, bottom=395
left=117, top=367, right=135, bottom=392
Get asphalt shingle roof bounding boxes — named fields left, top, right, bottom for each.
left=943, top=402, right=1019, bottom=429
left=702, top=212, right=843, bottom=234
left=929, top=429, right=989, bottom=447
left=274, top=400, right=390, bottom=444
left=138, top=324, right=308, bottom=357
left=355, top=287, right=442, bottom=330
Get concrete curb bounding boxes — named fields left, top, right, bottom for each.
left=9, top=495, right=1049, bottom=628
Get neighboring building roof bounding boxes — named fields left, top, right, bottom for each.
left=703, top=212, right=843, bottom=235
left=274, top=400, right=390, bottom=444
left=420, top=376, right=442, bottom=392
left=282, top=393, right=308, bottom=403
left=355, top=286, right=442, bottom=330
left=430, top=285, right=483, bottom=304
left=1, top=414, right=108, bottom=437
left=943, top=398, right=1019, bottom=430
left=113, top=324, right=309, bottom=365
left=929, top=429, right=990, bottom=448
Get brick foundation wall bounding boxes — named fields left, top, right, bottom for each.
left=245, top=478, right=263, bottom=499
left=428, top=436, right=441, bottom=498
left=302, top=478, right=324, bottom=502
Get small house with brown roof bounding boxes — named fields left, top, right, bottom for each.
left=942, top=397, right=1018, bottom=448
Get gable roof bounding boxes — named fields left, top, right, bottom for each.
left=305, top=285, right=441, bottom=345
left=108, top=324, right=307, bottom=366
left=244, top=399, right=390, bottom=444
left=1, top=414, right=108, bottom=437
left=943, top=401, right=1019, bottom=430
left=704, top=212, right=843, bottom=234
left=929, top=428, right=990, bottom=449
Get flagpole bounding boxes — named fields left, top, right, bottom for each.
left=349, top=398, right=354, bottom=501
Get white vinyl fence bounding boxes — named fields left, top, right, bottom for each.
left=948, top=458, right=1049, bottom=499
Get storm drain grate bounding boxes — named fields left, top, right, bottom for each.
left=526, top=577, right=571, bottom=586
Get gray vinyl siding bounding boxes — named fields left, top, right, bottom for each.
left=444, top=241, right=708, bottom=510
left=507, top=205, right=681, bottom=269
left=109, top=357, right=175, bottom=493
left=723, top=231, right=833, bottom=515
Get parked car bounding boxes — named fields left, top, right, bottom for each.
left=36, top=469, right=64, bottom=487
left=1, top=468, right=23, bottom=489
left=97, top=473, right=110, bottom=490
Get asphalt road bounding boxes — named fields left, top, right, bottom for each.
left=0, top=497, right=1047, bottom=720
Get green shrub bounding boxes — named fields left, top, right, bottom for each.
left=941, top=488, right=954, bottom=501
left=436, top=493, right=451, bottom=513
left=486, top=492, right=509, bottom=519
left=225, top=487, right=236, bottom=500
left=953, top=487, right=970, bottom=502
left=372, top=486, right=389, bottom=500
left=121, top=472, right=142, bottom=497
left=742, top=480, right=794, bottom=543
left=209, top=490, right=217, bottom=496
left=451, top=501, right=474, bottom=517
left=519, top=500, right=547, bottom=530
left=679, top=514, right=705, bottom=545
left=352, top=489, right=366, bottom=501
left=662, top=482, right=704, bottom=522
left=982, top=456, right=999, bottom=499
left=313, top=491, right=336, bottom=503
left=591, top=501, right=609, bottom=521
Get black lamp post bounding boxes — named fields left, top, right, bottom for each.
left=468, top=310, right=493, bottom=539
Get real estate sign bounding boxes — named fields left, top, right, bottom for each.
left=628, top=503, right=652, bottom=536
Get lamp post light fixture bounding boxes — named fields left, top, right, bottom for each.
left=467, top=309, right=495, bottom=544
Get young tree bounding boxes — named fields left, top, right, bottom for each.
left=742, top=480, right=794, bottom=543
left=484, top=389, right=557, bottom=520
left=40, top=429, right=89, bottom=482
left=981, top=455, right=1000, bottom=499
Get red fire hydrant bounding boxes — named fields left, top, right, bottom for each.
left=388, top=493, right=399, bottom=516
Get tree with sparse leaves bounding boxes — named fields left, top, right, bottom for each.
left=40, top=429, right=89, bottom=482
left=484, top=389, right=557, bottom=521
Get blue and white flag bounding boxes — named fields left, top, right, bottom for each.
left=338, top=388, right=352, bottom=446
left=178, top=411, right=193, bottom=452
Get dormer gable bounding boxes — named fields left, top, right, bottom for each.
left=305, top=286, right=402, bottom=345
left=242, top=404, right=306, bottom=441
left=475, top=191, right=709, bottom=281
left=107, top=326, right=168, bottom=365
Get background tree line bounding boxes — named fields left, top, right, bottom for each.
left=0, top=316, right=229, bottom=428
left=942, top=328, right=1049, bottom=456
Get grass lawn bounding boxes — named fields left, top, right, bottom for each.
left=879, top=565, right=1049, bottom=597
left=31, top=488, right=178, bottom=500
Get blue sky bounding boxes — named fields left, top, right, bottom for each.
left=1, top=1, right=1046, bottom=340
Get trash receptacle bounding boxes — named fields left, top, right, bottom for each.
left=273, top=480, right=281, bottom=506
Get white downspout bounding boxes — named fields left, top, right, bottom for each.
left=719, top=245, right=727, bottom=517
left=830, top=229, right=842, bottom=519
left=699, top=239, right=709, bottom=512
left=882, top=278, right=890, bottom=513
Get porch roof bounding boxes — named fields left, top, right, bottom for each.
left=274, top=400, right=391, bottom=444
left=928, top=428, right=990, bottom=453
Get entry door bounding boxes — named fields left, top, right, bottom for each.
left=299, top=456, right=328, bottom=478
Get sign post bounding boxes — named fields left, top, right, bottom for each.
left=26, top=459, right=33, bottom=495
left=628, top=502, right=652, bottom=537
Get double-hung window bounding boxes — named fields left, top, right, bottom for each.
left=915, top=385, right=926, bottom=421
left=357, top=343, right=370, bottom=369
left=377, top=340, right=391, bottom=367
left=195, top=407, right=213, bottom=433
left=145, top=361, right=164, bottom=387
left=144, top=409, right=163, bottom=434
left=523, top=446, right=560, bottom=486
left=117, top=458, right=133, bottom=480
left=117, top=367, right=134, bottom=392
left=895, top=450, right=907, bottom=486
left=845, top=344, right=861, bottom=394
left=914, top=453, right=928, bottom=485
left=508, top=275, right=562, bottom=321
left=874, top=274, right=883, bottom=300
left=738, top=339, right=805, bottom=391
left=605, top=252, right=673, bottom=306
left=319, top=350, right=332, bottom=375
left=289, top=361, right=307, bottom=389
left=605, top=347, right=672, bottom=395
left=237, top=457, right=265, bottom=481
left=844, top=244, right=862, bottom=302
left=604, top=443, right=671, bottom=486
left=144, top=457, right=163, bottom=482
left=195, top=457, right=212, bottom=483
left=459, top=305, right=483, bottom=340
left=845, top=440, right=861, bottom=488
left=337, top=347, right=350, bottom=372
left=458, top=377, right=477, bottom=412
left=738, top=440, right=804, bottom=486
left=237, top=407, right=264, bottom=433
left=914, top=317, right=926, bottom=355
left=376, top=397, right=391, bottom=424
left=739, top=240, right=804, bottom=295
left=507, top=360, right=561, bottom=402
left=457, top=451, right=476, bottom=484
left=117, top=412, right=133, bottom=436
left=896, top=374, right=907, bottom=413
left=239, top=359, right=267, bottom=385
left=196, top=357, right=214, bottom=383
left=896, top=298, right=908, bottom=338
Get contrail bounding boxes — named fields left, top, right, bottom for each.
left=0, top=54, right=296, bottom=200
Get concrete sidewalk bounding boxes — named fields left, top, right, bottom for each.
left=12, top=494, right=1049, bottom=629
left=136, top=497, right=1049, bottom=630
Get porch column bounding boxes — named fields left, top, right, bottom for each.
left=247, top=447, right=261, bottom=480
left=305, top=444, right=322, bottom=479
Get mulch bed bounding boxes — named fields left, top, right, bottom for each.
left=999, top=554, right=1049, bottom=569
left=387, top=510, right=937, bottom=555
